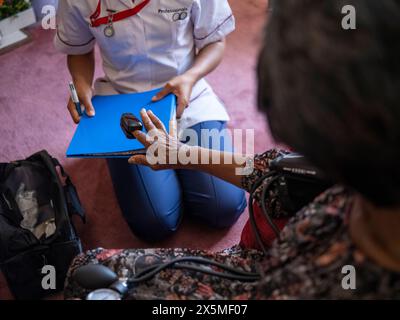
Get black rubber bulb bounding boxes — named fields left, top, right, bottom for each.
left=72, top=264, right=118, bottom=290
left=120, top=113, right=143, bottom=139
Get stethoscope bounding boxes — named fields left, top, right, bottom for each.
left=73, top=255, right=261, bottom=300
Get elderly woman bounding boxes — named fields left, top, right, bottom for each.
left=65, top=0, right=400, bottom=299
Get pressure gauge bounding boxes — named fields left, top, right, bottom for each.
left=86, top=289, right=122, bottom=300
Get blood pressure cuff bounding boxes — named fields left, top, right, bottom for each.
left=241, top=176, right=333, bottom=250
left=240, top=203, right=289, bottom=250
left=0, top=150, right=85, bottom=299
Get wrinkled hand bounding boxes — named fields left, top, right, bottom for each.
left=67, top=81, right=95, bottom=124
left=128, top=109, right=191, bottom=171
left=152, top=73, right=196, bottom=118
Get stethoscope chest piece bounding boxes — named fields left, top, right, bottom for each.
left=86, top=288, right=122, bottom=300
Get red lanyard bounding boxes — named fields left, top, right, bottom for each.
left=90, top=0, right=151, bottom=28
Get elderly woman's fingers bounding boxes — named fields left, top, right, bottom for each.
left=140, top=108, right=156, bottom=132
left=133, top=130, right=151, bottom=148
left=128, top=154, right=148, bottom=165
left=147, top=110, right=167, bottom=132
left=129, top=155, right=168, bottom=172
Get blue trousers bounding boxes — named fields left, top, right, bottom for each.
left=107, top=121, right=247, bottom=241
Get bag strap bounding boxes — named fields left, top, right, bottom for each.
left=0, top=162, right=23, bottom=226
left=0, top=162, right=17, bottom=182
left=0, top=186, right=22, bottom=227
left=51, top=157, right=86, bottom=224
left=0, top=163, right=6, bottom=180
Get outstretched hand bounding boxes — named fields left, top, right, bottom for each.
left=128, top=109, right=190, bottom=171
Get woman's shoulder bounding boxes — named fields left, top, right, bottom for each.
left=258, top=186, right=400, bottom=299
left=292, top=185, right=354, bottom=225
left=273, top=185, right=354, bottom=260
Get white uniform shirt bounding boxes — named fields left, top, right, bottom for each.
left=55, top=0, right=235, bottom=131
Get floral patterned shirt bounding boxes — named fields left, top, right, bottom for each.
left=64, top=150, right=400, bottom=300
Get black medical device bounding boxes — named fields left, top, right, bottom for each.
left=120, top=113, right=143, bottom=139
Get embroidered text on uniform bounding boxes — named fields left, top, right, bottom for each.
left=158, top=8, right=188, bottom=14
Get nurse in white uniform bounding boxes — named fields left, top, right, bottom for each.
left=55, top=0, right=246, bottom=241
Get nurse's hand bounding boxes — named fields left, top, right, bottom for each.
left=151, top=74, right=195, bottom=119
left=128, top=109, right=188, bottom=171
left=67, top=82, right=96, bottom=124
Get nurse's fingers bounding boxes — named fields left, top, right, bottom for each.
left=147, top=110, right=167, bottom=132
left=176, top=102, right=187, bottom=119
left=140, top=108, right=156, bottom=132
left=80, top=94, right=96, bottom=117
left=176, top=93, right=189, bottom=118
left=152, top=85, right=172, bottom=102
left=67, top=98, right=81, bottom=124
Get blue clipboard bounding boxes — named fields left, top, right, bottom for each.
left=66, top=88, right=176, bottom=158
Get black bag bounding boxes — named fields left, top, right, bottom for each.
left=0, top=150, right=85, bottom=299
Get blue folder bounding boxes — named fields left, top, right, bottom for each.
left=66, top=88, right=176, bottom=158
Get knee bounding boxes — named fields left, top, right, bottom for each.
left=202, top=190, right=247, bottom=228
left=122, top=205, right=182, bottom=242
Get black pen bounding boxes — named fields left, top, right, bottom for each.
left=69, top=81, right=82, bottom=116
